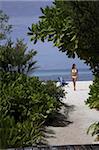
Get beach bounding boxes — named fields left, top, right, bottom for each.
left=45, top=81, right=99, bottom=145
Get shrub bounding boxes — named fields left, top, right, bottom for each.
left=87, top=122, right=99, bottom=141
left=0, top=73, right=64, bottom=148
left=0, top=115, right=44, bottom=148
left=86, top=75, right=99, bottom=109
left=86, top=75, right=99, bottom=141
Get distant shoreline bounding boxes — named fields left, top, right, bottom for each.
left=29, top=69, right=93, bottom=81
left=33, top=68, right=91, bottom=72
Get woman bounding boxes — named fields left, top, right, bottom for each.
left=71, top=64, right=78, bottom=91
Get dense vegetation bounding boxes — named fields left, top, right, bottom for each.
left=0, top=73, right=64, bottom=148
left=86, top=76, right=99, bottom=109
left=0, top=39, right=37, bottom=74
left=86, top=76, right=99, bottom=140
left=28, top=0, right=99, bottom=140
left=0, top=11, right=65, bottom=148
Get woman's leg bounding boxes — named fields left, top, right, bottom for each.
left=73, top=78, right=76, bottom=90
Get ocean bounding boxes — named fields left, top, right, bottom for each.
left=30, top=69, right=93, bottom=81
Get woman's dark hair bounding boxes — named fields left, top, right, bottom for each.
left=72, top=64, right=76, bottom=69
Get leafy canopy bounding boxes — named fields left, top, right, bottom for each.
left=28, top=0, right=99, bottom=74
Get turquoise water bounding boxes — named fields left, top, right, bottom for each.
left=30, top=69, right=93, bottom=81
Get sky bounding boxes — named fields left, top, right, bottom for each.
left=0, top=0, right=90, bottom=70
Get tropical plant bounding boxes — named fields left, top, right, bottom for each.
left=0, top=39, right=37, bottom=74
left=86, top=75, right=99, bottom=141
left=0, top=115, right=44, bottom=148
left=0, top=116, right=15, bottom=149
left=86, top=75, right=99, bottom=109
left=0, top=73, right=65, bottom=148
left=0, top=10, right=65, bottom=148
left=0, top=10, right=12, bottom=40
left=28, top=0, right=99, bottom=74
left=87, top=122, right=99, bottom=141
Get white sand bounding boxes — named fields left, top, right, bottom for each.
left=45, top=81, right=99, bottom=145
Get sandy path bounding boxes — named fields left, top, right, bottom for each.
left=45, top=81, right=99, bottom=145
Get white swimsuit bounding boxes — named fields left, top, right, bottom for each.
left=71, top=69, right=78, bottom=79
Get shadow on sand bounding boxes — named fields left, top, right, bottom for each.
left=40, top=104, right=75, bottom=144
left=45, top=104, right=75, bottom=127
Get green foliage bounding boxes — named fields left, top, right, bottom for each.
left=87, top=122, right=99, bottom=141
left=0, top=73, right=64, bottom=148
left=0, top=116, right=15, bottom=149
left=42, top=80, right=64, bottom=102
left=0, top=39, right=37, bottom=74
left=86, top=75, right=99, bottom=140
left=28, top=0, right=99, bottom=73
left=0, top=10, right=65, bottom=148
left=86, top=75, right=99, bottom=109
left=0, top=116, right=43, bottom=148
left=0, top=10, right=12, bottom=40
